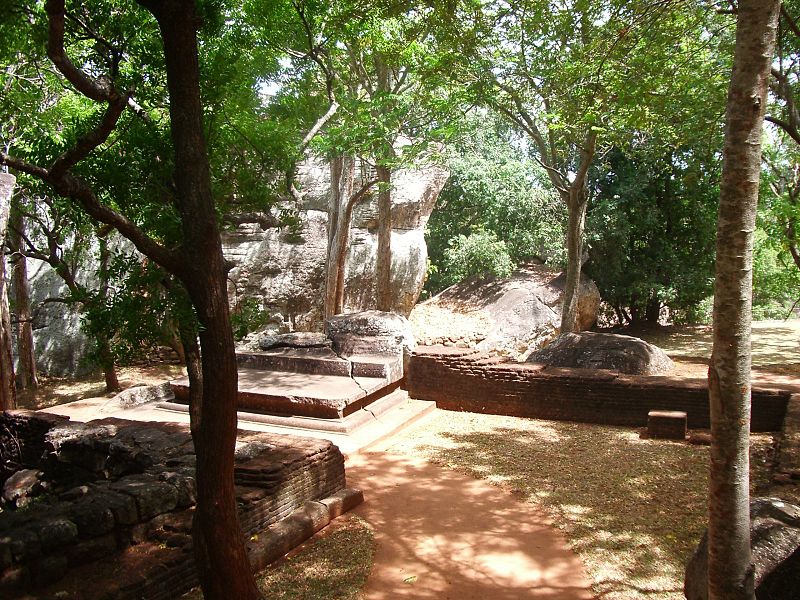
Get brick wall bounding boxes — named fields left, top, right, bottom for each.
left=408, top=347, right=791, bottom=431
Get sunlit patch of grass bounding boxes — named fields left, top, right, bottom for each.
left=181, top=514, right=374, bottom=600
left=387, top=412, right=776, bottom=600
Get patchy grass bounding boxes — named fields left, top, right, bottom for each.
left=386, top=412, right=776, bottom=600
left=15, top=364, right=186, bottom=411
left=181, top=514, right=374, bottom=600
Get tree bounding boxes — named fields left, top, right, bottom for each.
left=8, top=209, right=38, bottom=390
left=436, top=0, right=726, bottom=332
left=587, top=142, right=719, bottom=325
left=1, top=1, right=260, bottom=597
left=0, top=172, right=16, bottom=410
left=708, top=2, right=779, bottom=599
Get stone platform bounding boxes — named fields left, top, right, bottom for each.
left=169, top=348, right=405, bottom=420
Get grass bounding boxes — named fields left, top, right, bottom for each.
left=385, top=412, right=777, bottom=600
left=181, top=514, right=375, bottom=600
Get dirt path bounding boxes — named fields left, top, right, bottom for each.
left=347, top=450, right=594, bottom=600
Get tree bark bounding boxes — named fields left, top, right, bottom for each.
left=97, top=236, right=120, bottom=393
left=0, top=173, right=17, bottom=410
left=140, top=2, right=260, bottom=598
left=559, top=132, right=596, bottom=333
left=375, top=164, right=392, bottom=311
left=708, top=2, right=779, bottom=600
left=10, top=210, right=38, bottom=390
left=559, top=192, right=588, bottom=333
left=325, top=156, right=354, bottom=318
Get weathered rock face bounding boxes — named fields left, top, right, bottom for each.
left=21, top=159, right=447, bottom=375
left=419, top=263, right=601, bottom=360
left=325, top=310, right=416, bottom=357
left=225, top=158, right=449, bottom=334
left=684, top=497, right=800, bottom=600
left=527, top=331, right=674, bottom=375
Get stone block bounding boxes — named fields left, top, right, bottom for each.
left=36, top=517, right=78, bottom=548
left=647, top=410, right=687, bottom=440
left=67, top=533, right=118, bottom=566
left=109, top=476, right=179, bottom=521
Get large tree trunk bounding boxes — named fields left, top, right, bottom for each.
left=0, top=173, right=17, bottom=410
left=375, top=164, right=392, bottom=311
left=707, top=2, right=779, bottom=600
left=10, top=210, right=38, bottom=390
left=558, top=132, right=596, bottom=333
left=144, top=2, right=260, bottom=599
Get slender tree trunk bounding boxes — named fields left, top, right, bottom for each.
left=97, top=236, right=120, bottom=393
left=558, top=132, right=596, bottom=333
left=143, top=3, right=260, bottom=598
left=560, top=192, right=588, bottom=333
left=324, top=157, right=344, bottom=319
left=376, top=164, right=392, bottom=311
left=0, top=173, right=17, bottom=410
left=10, top=211, right=37, bottom=390
left=325, top=156, right=355, bottom=317
left=707, top=3, right=779, bottom=600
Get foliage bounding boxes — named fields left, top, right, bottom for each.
left=230, top=298, right=271, bottom=341
left=434, top=229, right=514, bottom=291
left=586, top=143, right=719, bottom=324
left=425, top=115, right=564, bottom=295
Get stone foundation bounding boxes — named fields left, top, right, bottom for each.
left=0, top=411, right=356, bottom=599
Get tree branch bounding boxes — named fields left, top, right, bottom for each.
left=46, top=0, right=118, bottom=103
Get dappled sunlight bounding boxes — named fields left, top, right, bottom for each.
left=387, top=412, right=777, bottom=600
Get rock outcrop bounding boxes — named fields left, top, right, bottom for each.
left=527, top=331, right=674, bottom=375
left=417, top=263, right=601, bottom=360
left=684, top=497, right=800, bottom=600
left=325, top=310, right=416, bottom=357
left=225, top=158, right=449, bottom=335
left=19, top=158, right=447, bottom=375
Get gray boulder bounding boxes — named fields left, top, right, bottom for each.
left=684, top=497, right=800, bottom=599
left=259, top=332, right=332, bottom=351
left=423, top=263, right=601, bottom=360
left=325, top=310, right=415, bottom=357
left=527, top=331, right=673, bottom=375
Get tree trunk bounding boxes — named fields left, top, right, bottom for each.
left=558, top=132, right=596, bottom=333
left=144, top=3, right=260, bottom=598
left=708, top=3, right=779, bottom=600
left=10, top=210, right=38, bottom=390
left=376, top=164, right=392, bottom=311
left=325, top=156, right=355, bottom=317
left=97, top=236, right=120, bottom=393
left=324, top=157, right=344, bottom=319
left=559, top=192, right=588, bottom=333
left=0, top=173, right=17, bottom=410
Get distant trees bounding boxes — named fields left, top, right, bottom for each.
left=587, top=143, right=719, bottom=324
left=432, top=0, right=728, bottom=332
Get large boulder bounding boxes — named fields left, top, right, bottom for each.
left=527, top=331, right=674, bottom=375
left=684, top=497, right=800, bottom=600
left=419, top=263, right=601, bottom=360
left=325, top=310, right=415, bottom=357
left=225, top=158, right=449, bottom=336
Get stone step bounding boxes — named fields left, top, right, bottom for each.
left=236, top=349, right=403, bottom=382
left=170, top=369, right=398, bottom=419
left=159, top=388, right=424, bottom=436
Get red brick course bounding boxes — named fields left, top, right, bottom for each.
left=407, top=347, right=792, bottom=431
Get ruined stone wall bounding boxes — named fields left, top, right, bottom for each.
left=407, top=347, right=791, bottom=431
left=0, top=415, right=348, bottom=600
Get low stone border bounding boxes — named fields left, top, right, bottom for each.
left=408, top=346, right=793, bottom=431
